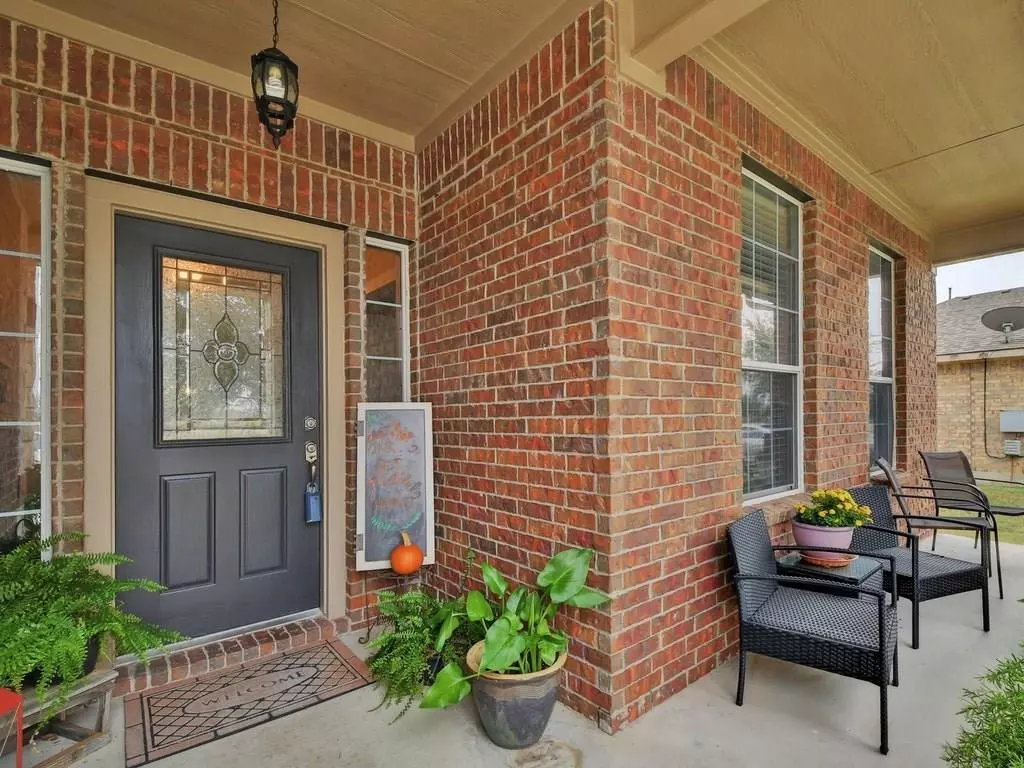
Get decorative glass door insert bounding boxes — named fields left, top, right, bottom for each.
left=160, top=254, right=286, bottom=441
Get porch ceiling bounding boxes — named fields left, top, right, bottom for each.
left=698, top=0, right=1024, bottom=237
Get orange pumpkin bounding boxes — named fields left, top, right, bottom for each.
left=390, top=531, right=424, bottom=575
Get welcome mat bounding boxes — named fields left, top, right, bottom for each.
left=123, top=640, right=371, bottom=766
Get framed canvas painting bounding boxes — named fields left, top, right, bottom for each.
left=355, top=402, right=434, bottom=570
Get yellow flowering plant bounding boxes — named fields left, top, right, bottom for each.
left=793, top=489, right=873, bottom=528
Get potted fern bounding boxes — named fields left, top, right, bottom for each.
left=366, top=588, right=483, bottom=722
left=0, top=533, right=182, bottom=722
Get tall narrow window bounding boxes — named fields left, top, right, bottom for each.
left=741, top=172, right=802, bottom=499
left=0, top=160, right=50, bottom=552
left=364, top=238, right=409, bottom=402
left=868, top=248, right=895, bottom=466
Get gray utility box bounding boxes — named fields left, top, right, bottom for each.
left=1000, top=411, right=1024, bottom=433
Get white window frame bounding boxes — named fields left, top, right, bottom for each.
left=741, top=169, right=804, bottom=504
left=364, top=236, right=410, bottom=402
left=0, top=157, right=51, bottom=542
left=868, top=246, right=896, bottom=468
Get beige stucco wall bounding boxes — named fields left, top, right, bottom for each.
left=937, top=357, right=1024, bottom=479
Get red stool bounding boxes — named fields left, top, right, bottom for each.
left=0, top=688, right=23, bottom=768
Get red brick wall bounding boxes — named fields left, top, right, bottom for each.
left=414, top=0, right=934, bottom=732
left=416, top=5, right=617, bottom=720
left=600, top=42, right=934, bottom=728
left=0, top=16, right=416, bottom=613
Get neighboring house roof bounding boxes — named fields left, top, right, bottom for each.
left=937, top=287, right=1024, bottom=357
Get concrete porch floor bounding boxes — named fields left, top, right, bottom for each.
left=72, top=535, right=1021, bottom=767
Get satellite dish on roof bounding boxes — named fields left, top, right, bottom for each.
left=981, top=306, right=1024, bottom=344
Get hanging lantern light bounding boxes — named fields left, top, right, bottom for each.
left=251, top=0, right=299, bottom=148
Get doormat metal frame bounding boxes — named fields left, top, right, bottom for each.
left=123, top=639, right=371, bottom=766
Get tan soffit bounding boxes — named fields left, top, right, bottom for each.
left=704, top=0, right=1024, bottom=237
left=692, top=40, right=926, bottom=235
left=875, top=126, right=1024, bottom=232
left=934, top=214, right=1024, bottom=267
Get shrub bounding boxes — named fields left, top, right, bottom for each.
left=943, top=645, right=1024, bottom=767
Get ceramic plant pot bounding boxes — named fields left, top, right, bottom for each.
left=465, top=639, right=567, bottom=749
left=791, top=520, right=854, bottom=561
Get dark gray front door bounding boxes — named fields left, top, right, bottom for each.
left=115, top=215, right=321, bottom=638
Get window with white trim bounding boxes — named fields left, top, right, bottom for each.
left=741, top=172, right=802, bottom=499
left=868, top=247, right=895, bottom=466
left=364, top=238, right=410, bottom=402
left=0, top=159, right=50, bottom=552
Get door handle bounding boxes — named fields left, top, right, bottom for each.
left=304, top=440, right=321, bottom=524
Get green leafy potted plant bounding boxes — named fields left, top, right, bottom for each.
left=792, top=489, right=872, bottom=561
left=420, top=548, right=608, bottom=749
left=0, top=533, right=182, bottom=723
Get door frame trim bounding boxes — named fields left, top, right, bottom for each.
left=85, top=178, right=347, bottom=620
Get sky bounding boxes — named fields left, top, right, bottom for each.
left=936, top=251, right=1024, bottom=303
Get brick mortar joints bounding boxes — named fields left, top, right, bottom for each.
left=1, top=77, right=411, bottom=197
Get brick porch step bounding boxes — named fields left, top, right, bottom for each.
left=114, top=617, right=342, bottom=698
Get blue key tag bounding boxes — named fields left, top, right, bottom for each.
left=305, top=481, right=321, bottom=524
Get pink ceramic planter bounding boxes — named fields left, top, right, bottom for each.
left=791, top=520, right=854, bottom=560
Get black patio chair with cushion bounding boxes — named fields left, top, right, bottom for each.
left=728, top=509, right=899, bottom=754
left=849, top=477, right=990, bottom=651
left=920, top=450, right=1022, bottom=599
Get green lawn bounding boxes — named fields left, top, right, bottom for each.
left=942, top=481, right=1024, bottom=545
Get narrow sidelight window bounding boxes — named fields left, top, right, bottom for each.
left=364, top=238, right=410, bottom=402
left=741, top=172, right=803, bottom=499
left=868, top=247, right=895, bottom=466
left=0, top=159, right=51, bottom=549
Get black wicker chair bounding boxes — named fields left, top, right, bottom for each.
left=849, top=473, right=990, bottom=650
left=920, top=450, right=1021, bottom=598
left=728, top=509, right=899, bottom=754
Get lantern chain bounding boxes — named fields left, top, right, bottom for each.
left=272, top=0, right=280, bottom=48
